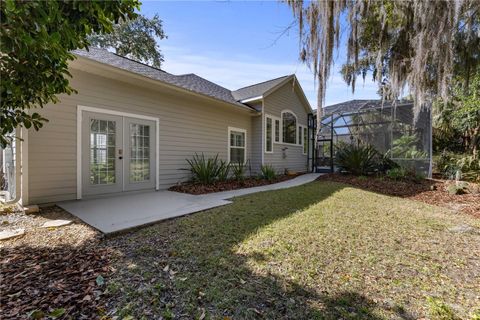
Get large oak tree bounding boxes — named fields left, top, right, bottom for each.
left=0, top=0, right=140, bottom=147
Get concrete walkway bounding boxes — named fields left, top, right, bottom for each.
left=58, top=173, right=321, bottom=234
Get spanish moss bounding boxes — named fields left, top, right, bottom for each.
left=287, top=0, right=480, bottom=124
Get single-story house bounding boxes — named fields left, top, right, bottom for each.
left=6, top=48, right=313, bottom=205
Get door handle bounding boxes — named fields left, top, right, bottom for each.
left=118, top=148, right=123, bottom=160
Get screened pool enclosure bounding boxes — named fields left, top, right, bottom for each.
left=309, top=100, right=432, bottom=177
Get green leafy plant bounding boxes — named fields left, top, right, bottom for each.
left=1, top=0, right=140, bottom=147
left=471, top=309, right=480, bottom=320
left=260, top=164, right=276, bottom=181
left=389, top=134, right=428, bottom=159
left=186, top=153, right=222, bottom=185
left=433, top=72, right=480, bottom=157
left=335, top=142, right=379, bottom=175
left=386, top=167, right=407, bottom=180
left=447, top=182, right=468, bottom=195
left=436, top=151, right=480, bottom=182
left=377, top=153, right=400, bottom=172
left=231, top=161, right=246, bottom=181
left=217, top=160, right=231, bottom=182
left=88, top=14, right=167, bottom=67
left=426, top=297, right=459, bottom=320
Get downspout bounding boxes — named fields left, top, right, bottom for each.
left=261, top=98, right=265, bottom=167
left=2, top=129, right=23, bottom=204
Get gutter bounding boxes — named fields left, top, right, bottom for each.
left=1, top=129, right=23, bottom=205
left=71, top=56, right=260, bottom=115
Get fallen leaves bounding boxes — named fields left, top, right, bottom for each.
left=0, top=245, right=112, bottom=319
left=318, top=174, right=480, bottom=218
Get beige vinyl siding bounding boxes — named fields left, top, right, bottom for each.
left=248, top=102, right=263, bottom=174
left=263, top=80, right=309, bottom=173
left=28, top=69, right=254, bottom=204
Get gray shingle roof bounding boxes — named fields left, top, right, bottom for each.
left=231, top=75, right=291, bottom=101
left=322, top=99, right=411, bottom=116
left=73, top=48, right=250, bottom=108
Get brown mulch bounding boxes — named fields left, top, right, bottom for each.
left=0, top=206, right=107, bottom=319
left=169, top=174, right=302, bottom=195
left=0, top=245, right=112, bottom=319
left=318, top=173, right=480, bottom=218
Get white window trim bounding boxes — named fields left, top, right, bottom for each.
left=298, top=125, right=303, bottom=146
left=272, top=116, right=281, bottom=144
left=280, top=110, right=299, bottom=146
left=76, top=105, right=160, bottom=199
left=265, top=115, right=274, bottom=153
left=302, top=125, right=308, bottom=155
left=227, top=126, right=247, bottom=164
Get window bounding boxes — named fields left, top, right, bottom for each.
left=228, top=127, right=246, bottom=164
left=282, top=111, right=297, bottom=144
left=298, top=125, right=302, bottom=145
left=274, top=119, right=280, bottom=142
left=303, top=126, right=308, bottom=154
left=265, top=116, right=273, bottom=153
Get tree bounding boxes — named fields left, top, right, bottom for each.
left=0, top=0, right=140, bottom=147
left=434, top=70, right=480, bottom=157
left=287, top=0, right=480, bottom=124
left=88, top=14, right=167, bottom=68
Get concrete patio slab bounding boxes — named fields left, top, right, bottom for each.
left=58, top=191, right=231, bottom=234
left=58, top=173, right=321, bottom=234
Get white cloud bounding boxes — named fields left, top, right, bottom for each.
left=162, top=46, right=379, bottom=107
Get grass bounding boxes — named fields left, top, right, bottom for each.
left=106, top=181, right=480, bottom=319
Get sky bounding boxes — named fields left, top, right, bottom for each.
left=140, top=1, right=380, bottom=107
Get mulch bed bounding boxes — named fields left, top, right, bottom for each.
left=169, top=174, right=301, bottom=195
left=318, top=173, right=480, bottom=218
left=0, top=245, right=112, bottom=319
left=0, top=206, right=107, bottom=319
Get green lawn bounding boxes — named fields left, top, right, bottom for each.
left=105, top=181, right=480, bottom=319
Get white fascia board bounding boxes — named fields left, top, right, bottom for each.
left=240, top=96, right=263, bottom=103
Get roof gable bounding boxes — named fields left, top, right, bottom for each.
left=231, top=75, right=291, bottom=101
left=72, top=49, right=311, bottom=113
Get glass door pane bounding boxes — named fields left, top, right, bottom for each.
left=124, top=117, right=156, bottom=192
left=90, top=119, right=116, bottom=185
left=82, top=112, right=123, bottom=197
left=129, top=123, right=150, bottom=182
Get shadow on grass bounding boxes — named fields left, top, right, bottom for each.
left=105, top=181, right=417, bottom=319
left=2, top=181, right=428, bottom=318
left=317, top=173, right=437, bottom=198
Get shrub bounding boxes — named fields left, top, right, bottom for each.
left=387, top=165, right=426, bottom=182
left=217, top=160, right=230, bottom=182
left=446, top=182, right=467, bottom=195
left=436, top=151, right=480, bottom=182
left=260, top=165, right=276, bottom=181
left=335, top=143, right=379, bottom=175
left=386, top=167, right=407, bottom=180
left=232, top=161, right=246, bottom=181
left=186, top=153, right=222, bottom=184
left=377, top=153, right=400, bottom=172
left=389, top=133, right=428, bottom=159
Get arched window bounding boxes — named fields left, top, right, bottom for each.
left=282, top=111, right=297, bottom=144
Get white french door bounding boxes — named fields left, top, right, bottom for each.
left=82, top=111, right=156, bottom=197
